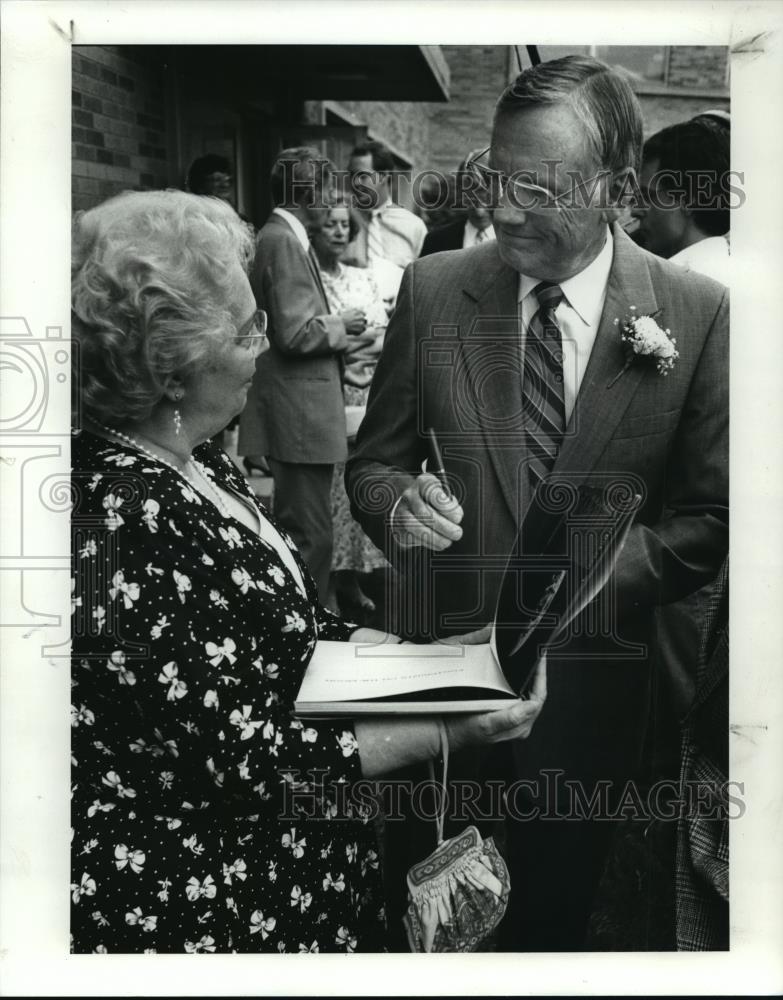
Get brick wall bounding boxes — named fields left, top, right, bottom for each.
left=668, top=46, right=728, bottom=90
left=72, top=46, right=173, bottom=213
left=639, top=93, right=730, bottom=140
left=322, top=100, right=432, bottom=171
left=424, top=45, right=511, bottom=175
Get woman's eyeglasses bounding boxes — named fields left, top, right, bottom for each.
left=235, top=309, right=268, bottom=353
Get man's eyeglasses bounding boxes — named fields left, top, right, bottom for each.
left=234, top=309, right=268, bottom=354
left=465, top=146, right=609, bottom=212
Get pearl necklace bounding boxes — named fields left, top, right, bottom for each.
left=88, top=419, right=231, bottom=519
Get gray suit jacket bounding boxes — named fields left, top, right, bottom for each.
left=347, top=224, right=728, bottom=779
left=238, top=213, right=349, bottom=464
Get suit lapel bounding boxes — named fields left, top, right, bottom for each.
left=304, top=244, right=330, bottom=312
left=458, top=228, right=659, bottom=523
left=459, top=247, right=529, bottom=522
left=266, top=213, right=331, bottom=312
left=553, top=225, right=659, bottom=476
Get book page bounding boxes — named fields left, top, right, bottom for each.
left=296, top=640, right=516, bottom=705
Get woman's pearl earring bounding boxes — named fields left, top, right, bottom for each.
left=173, top=392, right=183, bottom=435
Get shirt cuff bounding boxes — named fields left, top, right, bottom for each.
left=389, top=493, right=405, bottom=532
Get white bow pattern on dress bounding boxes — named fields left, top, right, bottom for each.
left=335, top=925, right=357, bottom=951
left=222, top=858, right=248, bottom=885
left=114, top=844, right=146, bottom=873
left=101, top=493, right=125, bottom=531
left=185, top=875, right=217, bottom=901
left=173, top=570, right=192, bottom=604
left=102, top=770, right=136, bottom=799
left=231, top=567, right=256, bottom=593
left=281, top=828, right=306, bottom=858
left=290, top=885, right=312, bottom=912
left=205, top=637, right=237, bottom=666
left=158, top=661, right=188, bottom=701
left=125, top=907, right=158, bottom=932
left=322, top=871, right=346, bottom=892
left=141, top=499, right=160, bottom=532
left=249, top=910, right=276, bottom=938
left=108, top=571, right=140, bottom=609
left=106, top=650, right=136, bottom=686
left=228, top=704, right=263, bottom=741
left=71, top=872, right=97, bottom=904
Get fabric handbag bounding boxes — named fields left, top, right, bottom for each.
left=403, top=722, right=510, bottom=952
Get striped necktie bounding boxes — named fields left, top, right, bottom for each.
left=367, top=210, right=385, bottom=263
left=522, top=281, right=566, bottom=491
left=475, top=227, right=487, bottom=244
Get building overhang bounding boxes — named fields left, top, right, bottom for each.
left=157, top=44, right=450, bottom=102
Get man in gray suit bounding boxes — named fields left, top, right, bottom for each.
left=239, top=147, right=368, bottom=602
left=346, top=58, right=728, bottom=949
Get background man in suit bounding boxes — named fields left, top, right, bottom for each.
left=345, top=140, right=427, bottom=269
left=238, top=147, right=370, bottom=603
left=346, top=57, right=728, bottom=949
left=420, top=147, right=496, bottom=256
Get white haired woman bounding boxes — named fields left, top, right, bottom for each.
left=70, top=190, right=546, bottom=954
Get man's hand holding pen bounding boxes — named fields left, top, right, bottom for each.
left=390, top=428, right=464, bottom=552
left=391, top=474, right=464, bottom=551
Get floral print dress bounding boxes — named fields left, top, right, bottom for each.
left=320, top=262, right=389, bottom=574
left=70, top=429, right=385, bottom=953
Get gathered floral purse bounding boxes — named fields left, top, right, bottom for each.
left=402, top=722, right=511, bottom=952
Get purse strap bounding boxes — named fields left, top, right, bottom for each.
left=426, top=718, right=449, bottom=846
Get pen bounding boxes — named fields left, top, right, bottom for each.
left=426, top=427, right=452, bottom=499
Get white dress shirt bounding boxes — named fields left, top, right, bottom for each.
left=463, top=219, right=496, bottom=248
left=272, top=206, right=310, bottom=252
left=669, top=235, right=730, bottom=287
left=364, top=197, right=427, bottom=267
left=368, top=257, right=405, bottom=312
left=518, top=227, right=614, bottom=424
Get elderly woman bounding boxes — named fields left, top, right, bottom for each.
left=69, top=190, right=546, bottom=954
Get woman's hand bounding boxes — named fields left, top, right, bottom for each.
left=445, top=655, right=548, bottom=752
left=343, top=329, right=381, bottom=358
left=341, top=308, right=367, bottom=334
left=348, top=627, right=400, bottom=644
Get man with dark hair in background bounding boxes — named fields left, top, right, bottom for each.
left=420, top=147, right=496, bottom=255
left=633, top=115, right=730, bottom=286
left=345, top=140, right=427, bottom=269
left=186, top=153, right=236, bottom=205
left=186, top=152, right=256, bottom=234
left=238, top=147, right=371, bottom=603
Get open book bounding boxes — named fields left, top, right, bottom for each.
left=294, top=484, right=642, bottom=716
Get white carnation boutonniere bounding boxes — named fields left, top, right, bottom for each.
left=608, top=306, right=679, bottom=388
